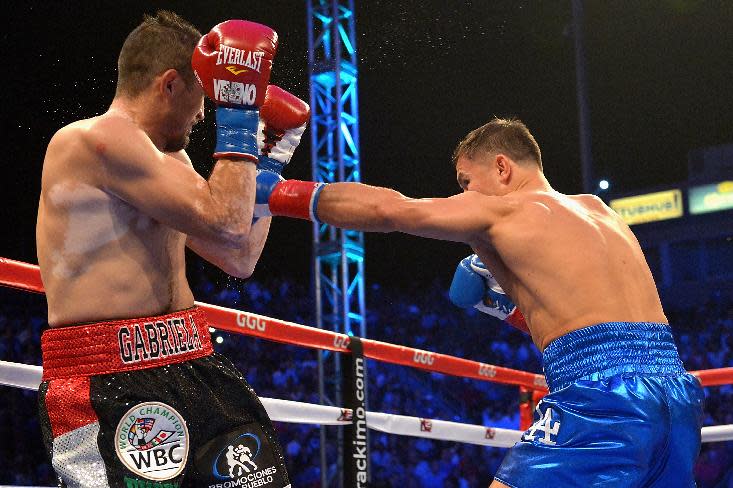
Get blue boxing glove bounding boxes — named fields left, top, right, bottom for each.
left=449, top=254, right=529, bottom=333
left=254, top=169, right=284, bottom=218
left=252, top=169, right=325, bottom=222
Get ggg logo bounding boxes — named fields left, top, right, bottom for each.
left=413, top=351, right=435, bottom=366
left=478, top=363, right=496, bottom=378
left=236, top=313, right=267, bottom=332
left=115, top=402, right=188, bottom=481
left=333, top=335, right=350, bottom=349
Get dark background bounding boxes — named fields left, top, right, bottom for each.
left=2, top=0, right=731, bottom=289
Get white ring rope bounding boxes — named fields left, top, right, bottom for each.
left=2, top=360, right=731, bottom=445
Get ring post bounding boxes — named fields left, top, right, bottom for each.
left=519, top=386, right=533, bottom=431
left=343, top=336, right=369, bottom=486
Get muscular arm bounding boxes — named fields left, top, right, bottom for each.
left=186, top=217, right=271, bottom=279
left=315, top=183, right=512, bottom=244
left=160, top=150, right=272, bottom=279
left=89, top=117, right=256, bottom=248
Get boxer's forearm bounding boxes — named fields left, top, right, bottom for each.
left=187, top=157, right=267, bottom=276
left=186, top=216, right=271, bottom=279
left=240, top=216, right=272, bottom=275
left=317, top=183, right=406, bottom=232
left=263, top=178, right=494, bottom=242
left=204, top=158, right=258, bottom=245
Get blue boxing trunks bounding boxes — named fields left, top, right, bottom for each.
left=495, top=322, right=704, bottom=488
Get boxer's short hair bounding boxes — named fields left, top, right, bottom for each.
left=116, top=10, right=201, bottom=98
left=453, top=117, right=543, bottom=171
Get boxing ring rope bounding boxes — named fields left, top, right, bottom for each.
left=0, top=258, right=546, bottom=391
left=1, top=256, right=732, bottom=447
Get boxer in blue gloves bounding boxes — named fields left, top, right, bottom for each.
left=255, top=117, right=704, bottom=487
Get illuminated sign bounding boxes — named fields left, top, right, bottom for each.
left=689, top=181, right=733, bottom=215
left=610, top=189, right=683, bottom=225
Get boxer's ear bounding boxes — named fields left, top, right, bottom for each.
left=157, top=69, right=185, bottom=96
left=495, top=154, right=512, bottom=183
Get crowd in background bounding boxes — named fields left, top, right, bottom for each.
left=0, top=272, right=731, bottom=487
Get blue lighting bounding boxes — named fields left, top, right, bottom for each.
left=309, top=5, right=366, bottom=470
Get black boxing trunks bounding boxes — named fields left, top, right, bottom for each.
left=38, top=307, right=291, bottom=488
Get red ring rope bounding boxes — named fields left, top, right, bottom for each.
left=1, top=257, right=731, bottom=391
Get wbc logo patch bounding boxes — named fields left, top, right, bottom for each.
left=115, top=402, right=189, bottom=481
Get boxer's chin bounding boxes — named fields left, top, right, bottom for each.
left=164, top=134, right=190, bottom=153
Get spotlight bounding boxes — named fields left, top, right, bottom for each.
left=599, top=180, right=610, bottom=190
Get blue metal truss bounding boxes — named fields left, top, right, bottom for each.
left=307, top=0, right=365, bottom=485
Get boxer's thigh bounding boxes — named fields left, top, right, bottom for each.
left=646, top=373, right=704, bottom=488
left=494, top=373, right=668, bottom=487
left=89, top=364, right=202, bottom=487
left=39, top=377, right=107, bottom=487
left=180, top=353, right=290, bottom=488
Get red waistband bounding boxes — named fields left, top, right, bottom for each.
left=41, top=306, right=213, bottom=380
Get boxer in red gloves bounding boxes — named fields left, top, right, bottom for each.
left=36, top=11, right=306, bottom=487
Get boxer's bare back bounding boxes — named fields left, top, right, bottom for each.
left=38, top=114, right=189, bottom=325
left=464, top=184, right=668, bottom=350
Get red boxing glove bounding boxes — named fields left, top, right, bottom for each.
left=258, top=85, right=310, bottom=174
left=253, top=171, right=326, bottom=222
left=260, top=85, right=310, bottom=134
left=192, top=20, right=278, bottom=108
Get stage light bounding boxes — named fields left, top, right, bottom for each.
left=599, top=180, right=610, bottom=190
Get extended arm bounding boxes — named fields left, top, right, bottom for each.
left=254, top=178, right=512, bottom=245
left=318, top=183, right=501, bottom=243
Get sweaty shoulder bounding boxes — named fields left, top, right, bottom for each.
left=83, top=114, right=170, bottom=191
left=568, top=193, right=606, bottom=208
left=45, top=119, right=92, bottom=160
left=42, top=117, right=109, bottom=185
left=463, top=190, right=519, bottom=217
left=84, top=114, right=153, bottom=160
left=566, top=193, right=618, bottom=219
left=46, top=115, right=141, bottom=165
left=498, top=192, right=613, bottom=230
left=502, top=192, right=552, bottom=220
left=524, top=192, right=606, bottom=214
